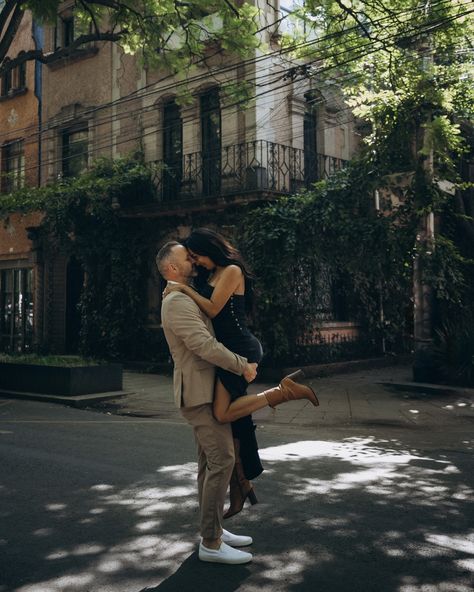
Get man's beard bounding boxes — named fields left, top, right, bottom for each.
left=181, top=264, right=197, bottom=284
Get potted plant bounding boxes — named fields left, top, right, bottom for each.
left=0, top=355, right=122, bottom=396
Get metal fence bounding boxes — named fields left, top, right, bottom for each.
left=151, top=139, right=347, bottom=201
left=259, top=332, right=383, bottom=368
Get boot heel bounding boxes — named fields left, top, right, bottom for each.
left=247, top=489, right=258, bottom=505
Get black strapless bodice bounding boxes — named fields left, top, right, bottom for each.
left=200, top=284, right=263, bottom=365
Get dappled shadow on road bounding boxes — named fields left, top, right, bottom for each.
left=140, top=553, right=250, bottom=592
left=1, top=428, right=474, bottom=592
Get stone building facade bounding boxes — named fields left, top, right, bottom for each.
left=0, top=10, right=42, bottom=352
left=0, top=1, right=359, bottom=355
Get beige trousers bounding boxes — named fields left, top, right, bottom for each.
left=180, top=403, right=235, bottom=539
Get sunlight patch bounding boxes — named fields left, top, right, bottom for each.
left=33, top=528, right=54, bottom=537
left=157, top=462, right=197, bottom=474
left=71, top=543, right=106, bottom=556
left=399, top=585, right=473, bottom=592
left=259, top=439, right=426, bottom=465
left=135, top=519, right=162, bottom=531
left=258, top=549, right=319, bottom=583
left=455, top=558, right=474, bottom=572
left=15, top=574, right=94, bottom=591
left=90, top=484, right=114, bottom=491
left=425, top=533, right=474, bottom=554
left=45, top=503, right=67, bottom=511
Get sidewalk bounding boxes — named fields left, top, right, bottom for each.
left=84, top=364, right=474, bottom=428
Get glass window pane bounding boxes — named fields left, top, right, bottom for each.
left=0, top=267, right=34, bottom=352
left=62, top=129, right=88, bottom=177
left=2, top=140, right=25, bottom=193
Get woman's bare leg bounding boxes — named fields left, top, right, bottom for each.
left=213, top=379, right=268, bottom=424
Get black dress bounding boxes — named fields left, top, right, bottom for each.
left=200, top=284, right=264, bottom=480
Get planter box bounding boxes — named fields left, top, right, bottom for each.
left=0, top=362, right=122, bottom=396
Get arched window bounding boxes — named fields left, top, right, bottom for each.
left=1, top=140, right=25, bottom=193
left=17, top=53, right=26, bottom=89
left=1, top=59, right=12, bottom=97
left=62, top=127, right=88, bottom=177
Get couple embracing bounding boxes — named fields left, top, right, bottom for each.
left=156, top=228, right=319, bottom=565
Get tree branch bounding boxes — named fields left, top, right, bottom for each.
left=223, top=0, right=240, bottom=18
left=333, top=0, right=374, bottom=40
left=0, top=4, right=24, bottom=63
left=79, top=0, right=101, bottom=36
left=0, top=0, right=19, bottom=36
left=0, top=31, right=123, bottom=76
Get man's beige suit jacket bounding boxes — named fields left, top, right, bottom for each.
left=161, top=291, right=248, bottom=408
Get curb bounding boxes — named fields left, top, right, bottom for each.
left=0, top=388, right=133, bottom=408
left=258, top=354, right=413, bottom=381
left=379, top=381, right=474, bottom=397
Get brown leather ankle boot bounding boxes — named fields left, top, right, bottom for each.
left=263, top=373, right=319, bottom=409
left=224, top=439, right=258, bottom=519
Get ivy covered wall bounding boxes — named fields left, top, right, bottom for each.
left=1, top=150, right=472, bottom=383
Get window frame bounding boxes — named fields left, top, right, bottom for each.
left=0, top=267, right=34, bottom=353
left=61, top=127, right=89, bottom=178
left=1, top=59, right=12, bottom=97
left=1, top=139, right=25, bottom=193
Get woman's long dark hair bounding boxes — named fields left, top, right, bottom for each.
left=185, top=228, right=255, bottom=313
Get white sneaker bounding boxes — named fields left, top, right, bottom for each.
left=222, top=528, right=253, bottom=547
left=198, top=541, right=252, bottom=564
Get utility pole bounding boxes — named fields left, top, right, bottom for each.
left=413, top=29, right=436, bottom=382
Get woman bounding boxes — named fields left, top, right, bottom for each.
left=164, top=228, right=318, bottom=518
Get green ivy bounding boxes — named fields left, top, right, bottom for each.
left=0, top=155, right=157, bottom=359
left=238, top=158, right=418, bottom=364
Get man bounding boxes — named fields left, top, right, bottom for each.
left=156, top=241, right=257, bottom=565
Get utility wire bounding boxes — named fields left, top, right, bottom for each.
left=5, top=5, right=472, bottom=180
left=0, top=0, right=461, bottom=141
left=0, top=0, right=469, bottom=150
left=1, top=2, right=472, bottom=178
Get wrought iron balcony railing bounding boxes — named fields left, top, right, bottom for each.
left=151, top=139, right=347, bottom=202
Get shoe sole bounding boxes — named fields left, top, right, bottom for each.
left=222, top=539, right=253, bottom=547
left=200, top=536, right=252, bottom=548
left=199, top=555, right=252, bottom=564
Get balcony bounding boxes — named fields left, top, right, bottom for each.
left=150, top=140, right=347, bottom=206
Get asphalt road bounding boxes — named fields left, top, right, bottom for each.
left=1, top=397, right=473, bottom=592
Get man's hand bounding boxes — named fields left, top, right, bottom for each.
left=243, top=362, right=258, bottom=383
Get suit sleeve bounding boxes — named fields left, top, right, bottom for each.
left=164, top=292, right=248, bottom=375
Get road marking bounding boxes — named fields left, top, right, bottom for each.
left=0, top=419, right=186, bottom=424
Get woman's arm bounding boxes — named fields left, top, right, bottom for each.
left=169, top=265, right=243, bottom=318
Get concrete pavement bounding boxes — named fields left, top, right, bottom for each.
left=1, top=364, right=474, bottom=592
left=84, top=364, right=474, bottom=428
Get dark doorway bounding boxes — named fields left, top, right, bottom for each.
left=65, top=257, right=84, bottom=353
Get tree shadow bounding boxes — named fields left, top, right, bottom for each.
left=140, top=554, right=251, bottom=592
left=0, top=414, right=473, bottom=592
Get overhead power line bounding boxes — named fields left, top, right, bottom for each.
left=0, top=0, right=469, bottom=151
left=0, top=0, right=472, bottom=179
left=4, top=6, right=473, bottom=180
left=0, top=0, right=462, bottom=142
